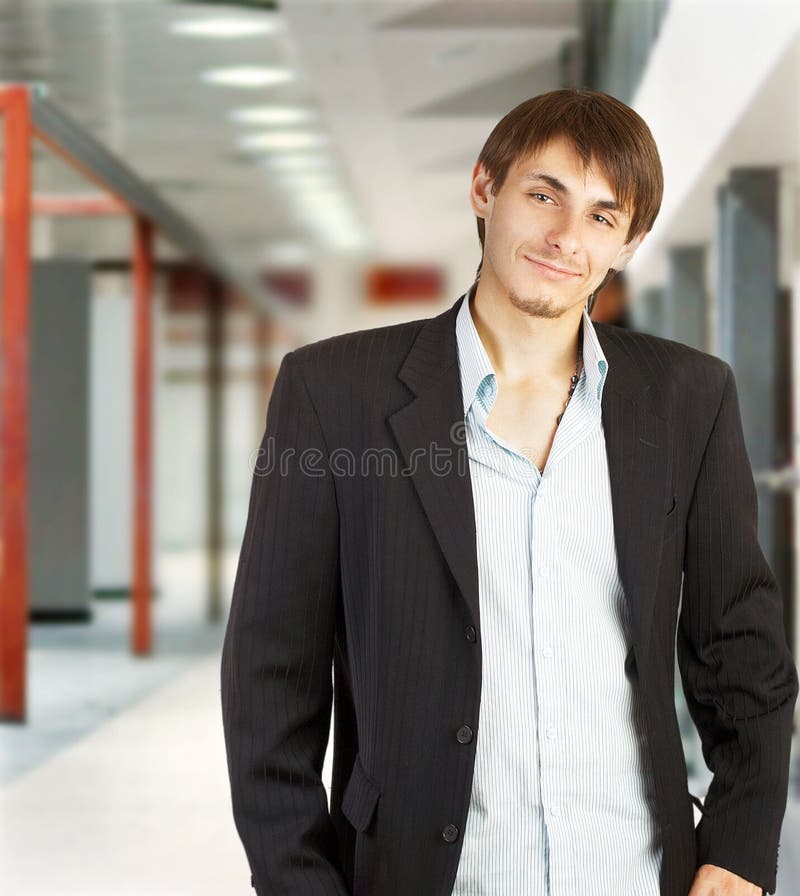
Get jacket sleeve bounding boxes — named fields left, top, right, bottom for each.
left=221, top=349, right=349, bottom=895
left=677, top=361, right=799, bottom=894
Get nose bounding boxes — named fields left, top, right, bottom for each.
left=545, top=209, right=583, bottom=256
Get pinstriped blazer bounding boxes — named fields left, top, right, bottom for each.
left=221, top=292, right=798, bottom=896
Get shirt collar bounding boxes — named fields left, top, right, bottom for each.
left=455, top=280, right=609, bottom=416
left=455, top=281, right=495, bottom=416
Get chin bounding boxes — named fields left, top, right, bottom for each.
left=507, top=286, right=569, bottom=320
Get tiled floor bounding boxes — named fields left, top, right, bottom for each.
left=1, top=654, right=250, bottom=896
left=0, top=551, right=254, bottom=895
left=1, top=550, right=798, bottom=894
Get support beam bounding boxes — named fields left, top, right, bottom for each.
left=31, top=90, right=301, bottom=330
left=0, top=193, right=128, bottom=216
left=0, top=86, right=32, bottom=721
left=131, top=217, right=154, bottom=655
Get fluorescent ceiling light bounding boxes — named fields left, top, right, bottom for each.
left=276, top=172, right=339, bottom=191
left=172, top=18, right=282, bottom=38
left=260, top=153, right=332, bottom=173
left=262, top=242, right=313, bottom=265
left=231, top=106, right=312, bottom=125
left=238, top=131, right=327, bottom=151
left=292, top=187, right=350, bottom=206
left=300, top=209, right=361, bottom=233
left=314, top=220, right=369, bottom=252
left=202, top=67, right=293, bottom=88
left=300, top=192, right=351, bottom=210
left=327, top=231, right=369, bottom=251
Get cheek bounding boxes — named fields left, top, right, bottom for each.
left=601, top=236, right=630, bottom=265
left=497, top=217, right=529, bottom=256
left=486, top=220, right=517, bottom=261
left=584, top=244, right=617, bottom=277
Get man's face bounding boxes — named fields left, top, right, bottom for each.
left=470, top=134, right=646, bottom=319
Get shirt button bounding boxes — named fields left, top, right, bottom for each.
left=546, top=726, right=557, bottom=739
left=542, top=645, right=553, bottom=657
left=538, top=565, right=549, bottom=577
left=442, top=823, right=460, bottom=842
left=550, top=806, right=561, bottom=817
left=465, top=625, right=477, bottom=642
left=456, top=725, right=473, bottom=744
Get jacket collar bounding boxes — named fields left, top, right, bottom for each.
left=399, top=291, right=656, bottom=410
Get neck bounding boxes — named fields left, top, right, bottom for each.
left=470, top=277, right=585, bottom=391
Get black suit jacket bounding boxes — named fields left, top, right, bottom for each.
left=221, top=293, right=798, bottom=896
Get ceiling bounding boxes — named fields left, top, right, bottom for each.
left=0, top=0, right=579, bottom=280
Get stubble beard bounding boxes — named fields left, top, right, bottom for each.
left=507, top=285, right=573, bottom=320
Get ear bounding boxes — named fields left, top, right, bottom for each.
left=470, top=162, right=494, bottom=221
left=611, top=229, right=647, bottom=271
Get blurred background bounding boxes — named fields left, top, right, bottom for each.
left=0, top=0, right=798, bottom=893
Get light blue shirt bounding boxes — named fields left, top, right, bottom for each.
left=451, top=283, right=663, bottom=895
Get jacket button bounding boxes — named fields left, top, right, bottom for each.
left=465, top=625, right=477, bottom=642
left=442, top=823, right=460, bottom=842
left=456, top=724, right=473, bottom=744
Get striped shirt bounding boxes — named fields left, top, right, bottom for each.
left=450, top=284, right=663, bottom=896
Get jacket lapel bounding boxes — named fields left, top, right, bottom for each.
left=388, top=295, right=673, bottom=663
left=596, top=325, right=673, bottom=663
left=387, top=297, right=481, bottom=628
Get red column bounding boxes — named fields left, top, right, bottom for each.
left=0, top=86, right=32, bottom=721
left=131, top=217, right=153, bottom=655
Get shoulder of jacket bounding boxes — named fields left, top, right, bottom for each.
left=292, top=318, right=428, bottom=366
left=595, top=322, right=729, bottom=394
left=283, top=314, right=432, bottom=404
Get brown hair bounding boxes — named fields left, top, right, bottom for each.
left=473, top=88, right=663, bottom=290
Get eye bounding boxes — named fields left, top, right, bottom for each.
left=592, top=213, right=613, bottom=226
left=528, top=192, right=554, bottom=204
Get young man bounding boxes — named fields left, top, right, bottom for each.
left=221, top=89, right=798, bottom=896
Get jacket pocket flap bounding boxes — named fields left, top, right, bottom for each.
left=341, top=753, right=381, bottom=833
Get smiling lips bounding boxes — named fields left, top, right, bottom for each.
left=524, top=255, right=582, bottom=280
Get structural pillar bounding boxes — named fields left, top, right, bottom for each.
left=632, top=285, right=666, bottom=337
left=0, top=86, right=32, bottom=721
left=206, top=275, right=224, bottom=623
left=667, top=246, right=707, bottom=351
left=131, top=217, right=154, bottom=655
left=716, top=167, right=780, bottom=569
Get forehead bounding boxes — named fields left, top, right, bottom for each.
left=510, top=137, right=618, bottom=197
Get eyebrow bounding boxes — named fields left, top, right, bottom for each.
left=522, top=171, right=624, bottom=213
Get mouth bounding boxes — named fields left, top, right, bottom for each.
left=524, top=255, right=581, bottom=281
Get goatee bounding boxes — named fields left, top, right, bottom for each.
left=508, top=287, right=569, bottom=320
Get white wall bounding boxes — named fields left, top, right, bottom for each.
left=628, top=0, right=800, bottom=283
left=89, top=275, right=135, bottom=589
